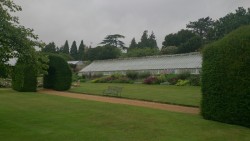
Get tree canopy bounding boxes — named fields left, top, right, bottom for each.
left=100, top=34, right=125, bottom=48
left=0, top=0, right=48, bottom=77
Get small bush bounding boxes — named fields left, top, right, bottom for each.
left=188, top=75, right=201, bottom=86
left=166, top=74, right=178, bottom=85
left=177, top=71, right=191, bottom=80
left=143, top=76, right=164, bottom=84
left=176, top=80, right=190, bottom=86
left=126, top=71, right=139, bottom=80
left=138, top=72, right=151, bottom=79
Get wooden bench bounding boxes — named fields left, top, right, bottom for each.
left=103, top=86, right=123, bottom=97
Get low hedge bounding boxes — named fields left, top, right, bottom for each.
left=201, top=25, right=250, bottom=128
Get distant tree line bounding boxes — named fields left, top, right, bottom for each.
left=42, top=7, right=250, bottom=61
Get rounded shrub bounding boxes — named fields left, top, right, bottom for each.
left=12, top=61, right=37, bottom=92
left=43, top=54, right=72, bottom=91
left=201, top=25, right=250, bottom=127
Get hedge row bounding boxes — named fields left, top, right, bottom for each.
left=201, top=25, right=250, bottom=128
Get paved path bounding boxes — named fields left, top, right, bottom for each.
left=39, top=89, right=200, bottom=114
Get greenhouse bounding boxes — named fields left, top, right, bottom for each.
left=79, top=52, right=202, bottom=75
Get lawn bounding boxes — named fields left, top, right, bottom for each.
left=70, top=83, right=201, bottom=107
left=1, top=89, right=249, bottom=141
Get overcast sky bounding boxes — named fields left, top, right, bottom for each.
left=13, top=0, right=250, bottom=48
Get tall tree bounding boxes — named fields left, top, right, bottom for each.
left=213, top=7, right=250, bottom=40
left=86, top=46, right=121, bottom=61
left=70, top=41, right=78, bottom=60
left=148, top=32, right=158, bottom=49
left=162, top=29, right=196, bottom=48
left=138, top=30, right=149, bottom=48
left=128, top=38, right=137, bottom=50
left=78, top=40, right=85, bottom=61
left=100, top=34, right=125, bottom=48
left=0, top=0, right=48, bottom=77
left=62, top=40, right=69, bottom=54
left=186, top=16, right=214, bottom=40
left=42, top=42, right=56, bottom=53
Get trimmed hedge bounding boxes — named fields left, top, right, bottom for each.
left=201, top=25, right=250, bottom=127
left=43, top=54, right=72, bottom=91
left=12, top=62, right=37, bottom=92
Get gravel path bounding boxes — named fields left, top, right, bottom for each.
left=39, top=89, right=200, bottom=114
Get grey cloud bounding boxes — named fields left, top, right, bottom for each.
left=14, top=0, right=250, bottom=48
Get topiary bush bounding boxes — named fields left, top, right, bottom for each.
left=201, top=25, right=250, bottom=128
left=12, top=61, right=37, bottom=92
left=43, top=54, right=72, bottom=91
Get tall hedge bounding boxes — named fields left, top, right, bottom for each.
left=201, top=25, right=250, bottom=127
left=43, top=54, right=72, bottom=91
left=12, top=62, right=37, bottom=92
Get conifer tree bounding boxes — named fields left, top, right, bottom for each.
left=62, top=40, right=70, bottom=54
left=78, top=40, right=85, bottom=61
left=70, top=41, right=78, bottom=60
left=129, top=38, right=137, bottom=50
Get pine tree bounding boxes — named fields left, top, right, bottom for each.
left=62, top=40, right=69, bottom=54
left=148, top=32, right=158, bottom=48
left=78, top=40, right=85, bottom=61
left=138, top=30, right=149, bottom=48
left=129, top=38, right=137, bottom=50
left=70, top=41, right=78, bottom=60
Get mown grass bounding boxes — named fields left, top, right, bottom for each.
left=0, top=89, right=249, bottom=141
left=70, top=83, right=201, bottom=107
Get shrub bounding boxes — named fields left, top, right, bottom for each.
left=91, top=74, right=132, bottom=83
left=12, top=61, right=37, bottom=92
left=43, top=54, right=72, bottom=91
left=138, top=72, right=151, bottom=79
left=177, top=71, right=191, bottom=80
left=166, top=74, right=178, bottom=85
left=143, top=76, right=158, bottom=84
left=126, top=71, right=139, bottom=80
left=176, top=80, right=190, bottom=86
left=201, top=25, right=250, bottom=128
left=188, top=75, right=201, bottom=86
left=143, top=76, right=164, bottom=84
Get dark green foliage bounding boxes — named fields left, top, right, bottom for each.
left=138, top=72, right=151, bottom=79
left=86, top=46, right=121, bottom=61
left=201, top=25, right=250, bottom=127
left=0, top=64, right=8, bottom=78
left=126, top=71, right=139, bottom=80
left=128, top=38, right=137, bottom=50
left=126, top=48, right=159, bottom=57
left=43, top=54, right=72, bottom=91
left=70, top=41, right=78, bottom=60
left=162, top=30, right=196, bottom=48
left=62, top=40, right=70, bottom=54
left=178, top=36, right=203, bottom=53
left=78, top=40, right=85, bottom=61
left=188, top=75, right=201, bottom=86
left=160, top=46, right=178, bottom=55
left=213, top=7, right=250, bottom=40
left=186, top=16, right=214, bottom=40
left=42, top=42, right=56, bottom=53
left=12, top=61, right=37, bottom=92
left=100, top=34, right=125, bottom=48
left=138, top=30, right=158, bottom=49
left=92, top=74, right=131, bottom=83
